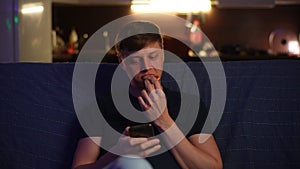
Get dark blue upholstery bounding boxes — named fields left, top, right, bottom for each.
left=213, top=60, right=300, bottom=169
left=0, top=60, right=299, bottom=169
left=0, top=63, right=79, bottom=169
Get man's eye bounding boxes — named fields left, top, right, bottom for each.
left=128, top=58, right=140, bottom=64
left=149, top=54, right=158, bottom=60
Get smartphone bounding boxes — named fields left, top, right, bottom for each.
left=129, top=123, right=155, bottom=138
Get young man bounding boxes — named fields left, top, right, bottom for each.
left=72, top=21, right=222, bottom=169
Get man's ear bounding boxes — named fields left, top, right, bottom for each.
left=118, top=56, right=126, bottom=70
left=117, top=56, right=122, bottom=64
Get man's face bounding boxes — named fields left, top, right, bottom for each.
left=119, top=41, right=164, bottom=90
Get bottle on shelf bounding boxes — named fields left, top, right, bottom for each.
left=67, top=27, right=79, bottom=55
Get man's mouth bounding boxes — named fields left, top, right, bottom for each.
left=142, top=75, right=160, bottom=83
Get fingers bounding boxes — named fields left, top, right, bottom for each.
left=120, top=128, right=148, bottom=146
left=120, top=135, right=161, bottom=156
left=123, top=126, right=130, bottom=136
left=140, top=77, right=164, bottom=109
left=144, top=76, right=162, bottom=91
left=142, top=75, right=164, bottom=102
left=141, top=90, right=153, bottom=107
left=128, top=137, right=149, bottom=146
left=138, top=144, right=161, bottom=157
left=143, top=75, right=156, bottom=84
left=144, top=79, right=155, bottom=94
left=138, top=96, right=149, bottom=111
left=153, top=78, right=163, bottom=91
left=143, top=75, right=164, bottom=97
left=139, top=138, right=160, bottom=150
left=133, top=138, right=161, bottom=157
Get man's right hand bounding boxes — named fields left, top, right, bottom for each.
left=115, top=126, right=161, bottom=157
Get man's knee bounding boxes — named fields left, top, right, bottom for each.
left=105, top=155, right=153, bottom=169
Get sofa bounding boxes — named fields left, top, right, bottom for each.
left=0, top=59, right=299, bottom=169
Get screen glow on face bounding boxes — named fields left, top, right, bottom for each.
left=125, top=49, right=163, bottom=66
left=121, top=42, right=164, bottom=82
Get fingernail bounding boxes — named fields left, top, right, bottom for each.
left=148, top=76, right=155, bottom=84
left=155, top=145, right=161, bottom=149
left=143, top=76, right=155, bottom=84
left=153, top=139, right=160, bottom=143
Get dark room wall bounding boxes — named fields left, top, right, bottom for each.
left=202, top=5, right=300, bottom=51
left=52, top=4, right=131, bottom=43
left=52, top=4, right=300, bottom=55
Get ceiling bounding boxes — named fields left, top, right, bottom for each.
left=52, top=0, right=130, bottom=5
left=275, top=0, right=300, bottom=4
left=52, top=0, right=300, bottom=6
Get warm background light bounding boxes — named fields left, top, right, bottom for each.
left=21, top=3, right=44, bottom=14
left=288, top=41, right=300, bottom=55
left=131, top=0, right=211, bottom=13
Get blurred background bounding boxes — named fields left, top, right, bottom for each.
left=1, top=0, right=300, bottom=63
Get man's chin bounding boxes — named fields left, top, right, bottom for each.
left=130, top=80, right=145, bottom=90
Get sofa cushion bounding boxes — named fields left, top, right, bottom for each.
left=0, top=60, right=299, bottom=169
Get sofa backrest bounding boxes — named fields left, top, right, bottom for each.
left=0, top=60, right=299, bottom=169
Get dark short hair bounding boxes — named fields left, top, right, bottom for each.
left=115, top=21, right=163, bottom=57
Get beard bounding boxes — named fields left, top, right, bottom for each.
left=130, top=74, right=161, bottom=91
left=130, top=76, right=146, bottom=90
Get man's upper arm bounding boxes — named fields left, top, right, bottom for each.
left=72, top=137, right=101, bottom=169
left=188, top=134, right=222, bottom=164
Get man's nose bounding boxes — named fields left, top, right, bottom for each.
left=141, top=59, right=152, bottom=71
